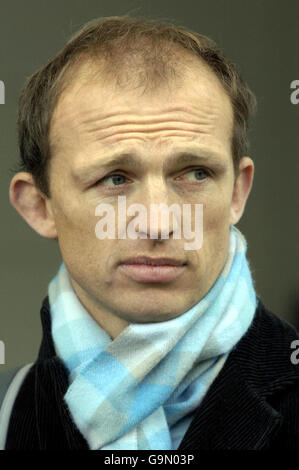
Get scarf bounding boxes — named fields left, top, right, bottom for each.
left=48, top=225, right=257, bottom=450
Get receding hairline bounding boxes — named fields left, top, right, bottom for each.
left=59, top=42, right=211, bottom=93
left=50, top=42, right=233, bottom=127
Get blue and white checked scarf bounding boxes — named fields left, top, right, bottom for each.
left=48, top=225, right=257, bottom=450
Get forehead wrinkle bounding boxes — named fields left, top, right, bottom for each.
left=85, top=123, right=217, bottom=145
left=78, top=101, right=221, bottom=127
left=75, top=102, right=228, bottom=148
left=90, top=132, right=218, bottom=152
left=82, top=115, right=218, bottom=139
left=51, top=103, right=227, bottom=157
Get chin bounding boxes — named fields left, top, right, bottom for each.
left=119, top=301, right=188, bottom=324
left=129, top=312, right=181, bottom=324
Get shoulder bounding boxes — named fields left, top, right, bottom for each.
left=225, top=299, right=299, bottom=448
left=0, top=365, right=28, bottom=405
left=232, top=298, right=299, bottom=388
left=232, top=299, right=299, bottom=447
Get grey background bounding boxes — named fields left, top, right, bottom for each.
left=0, top=0, right=298, bottom=371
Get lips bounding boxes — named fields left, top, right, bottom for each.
left=119, top=257, right=187, bottom=283
left=121, top=257, right=186, bottom=267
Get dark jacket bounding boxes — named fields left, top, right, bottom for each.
left=4, top=296, right=299, bottom=450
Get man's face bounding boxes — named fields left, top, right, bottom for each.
left=46, top=59, right=241, bottom=333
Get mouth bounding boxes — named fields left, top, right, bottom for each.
left=119, top=257, right=187, bottom=283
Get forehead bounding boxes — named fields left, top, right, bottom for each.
left=49, top=57, right=233, bottom=160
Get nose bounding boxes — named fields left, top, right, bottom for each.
left=129, top=178, right=179, bottom=241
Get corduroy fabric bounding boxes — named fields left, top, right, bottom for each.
left=4, top=296, right=299, bottom=450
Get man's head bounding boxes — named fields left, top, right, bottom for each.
left=9, top=16, right=256, bottom=338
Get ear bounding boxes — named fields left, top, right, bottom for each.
left=230, top=157, right=254, bottom=225
left=9, top=172, right=58, bottom=238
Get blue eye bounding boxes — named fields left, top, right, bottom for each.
left=184, top=168, right=209, bottom=182
left=100, top=174, right=127, bottom=187
left=193, top=169, right=207, bottom=180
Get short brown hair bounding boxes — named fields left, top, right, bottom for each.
left=14, top=15, right=257, bottom=198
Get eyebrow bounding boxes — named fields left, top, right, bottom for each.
left=72, top=148, right=228, bottom=183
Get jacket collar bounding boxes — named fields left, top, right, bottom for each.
left=35, top=296, right=299, bottom=450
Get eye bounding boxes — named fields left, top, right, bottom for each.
left=177, top=168, right=210, bottom=182
left=97, top=173, right=128, bottom=187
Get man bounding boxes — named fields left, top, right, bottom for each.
left=2, top=16, right=299, bottom=450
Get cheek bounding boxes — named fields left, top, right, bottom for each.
left=51, top=198, right=100, bottom=259
left=197, top=192, right=231, bottom=259
left=202, top=190, right=232, bottom=231
left=55, top=211, right=117, bottom=292
left=52, top=195, right=120, bottom=270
